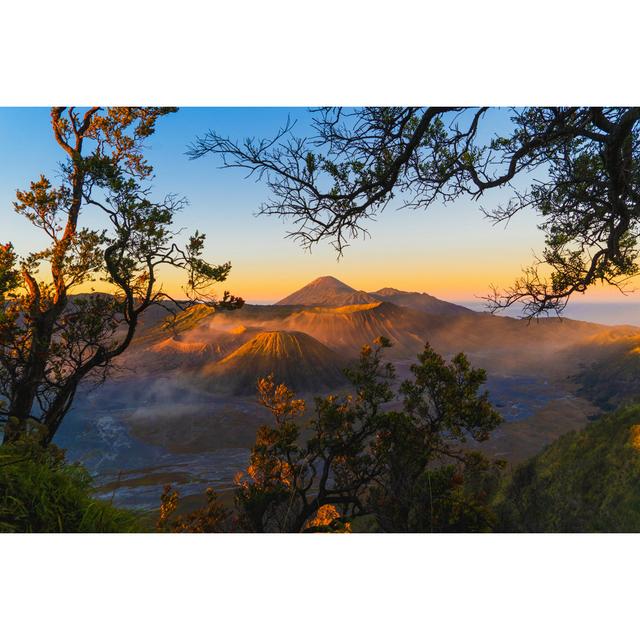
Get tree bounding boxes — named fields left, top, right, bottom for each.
left=189, top=107, right=640, bottom=317
left=0, top=108, right=243, bottom=446
left=234, top=339, right=394, bottom=532
left=218, top=338, right=500, bottom=533
left=369, top=345, right=503, bottom=532
left=157, top=485, right=230, bottom=533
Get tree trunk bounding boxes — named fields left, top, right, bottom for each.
left=4, top=308, right=57, bottom=444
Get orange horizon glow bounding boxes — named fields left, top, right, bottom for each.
left=70, top=265, right=640, bottom=306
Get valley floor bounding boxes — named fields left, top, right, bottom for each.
left=54, top=368, right=599, bottom=510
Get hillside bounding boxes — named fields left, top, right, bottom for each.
left=184, top=300, right=640, bottom=374
left=121, top=278, right=640, bottom=384
left=370, top=287, right=474, bottom=316
left=572, top=338, right=640, bottom=409
left=115, top=304, right=256, bottom=375
left=495, top=404, right=640, bottom=532
left=275, top=301, right=435, bottom=357
left=202, top=330, right=347, bottom=395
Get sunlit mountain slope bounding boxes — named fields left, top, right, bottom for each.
left=201, top=330, right=347, bottom=395
left=276, top=275, right=379, bottom=306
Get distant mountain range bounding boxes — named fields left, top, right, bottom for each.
left=369, top=286, right=474, bottom=316
left=276, top=275, right=474, bottom=316
left=122, top=275, right=640, bottom=397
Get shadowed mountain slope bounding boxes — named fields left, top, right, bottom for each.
left=202, top=330, right=347, bottom=395
left=370, top=287, right=474, bottom=316
left=572, top=336, right=640, bottom=410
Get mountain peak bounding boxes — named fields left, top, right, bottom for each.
left=373, top=287, right=406, bottom=297
left=276, top=276, right=377, bottom=307
left=205, top=330, right=346, bottom=394
left=222, top=330, right=315, bottom=361
left=309, top=275, right=352, bottom=287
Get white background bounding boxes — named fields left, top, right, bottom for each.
left=1, top=1, right=638, bottom=638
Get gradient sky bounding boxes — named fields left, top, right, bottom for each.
left=0, top=107, right=636, bottom=311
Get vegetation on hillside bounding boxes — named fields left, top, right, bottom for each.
left=5, top=336, right=640, bottom=533
left=495, top=404, right=640, bottom=532
left=0, top=431, right=143, bottom=533
left=573, top=343, right=640, bottom=410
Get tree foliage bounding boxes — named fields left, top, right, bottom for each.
left=370, top=347, right=504, bottom=532
left=233, top=340, right=396, bottom=532
left=0, top=108, right=243, bottom=446
left=157, top=485, right=230, bottom=533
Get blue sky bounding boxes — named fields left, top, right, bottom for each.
left=0, top=108, right=635, bottom=311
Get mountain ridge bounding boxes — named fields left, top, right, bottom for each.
left=369, top=286, right=474, bottom=316
left=276, top=275, right=474, bottom=316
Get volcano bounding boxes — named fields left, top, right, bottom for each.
left=202, top=330, right=348, bottom=395
left=275, top=301, right=434, bottom=357
left=276, top=276, right=378, bottom=307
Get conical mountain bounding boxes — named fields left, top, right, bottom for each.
left=202, top=330, right=347, bottom=395
left=276, top=276, right=378, bottom=307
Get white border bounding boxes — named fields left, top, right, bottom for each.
left=1, top=533, right=639, bottom=639
left=0, top=0, right=637, bottom=105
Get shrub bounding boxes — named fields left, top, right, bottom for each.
left=0, top=440, right=143, bottom=533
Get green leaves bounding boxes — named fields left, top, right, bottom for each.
left=495, top=404, right=640, bottom=532
left=0, top=440, right=142, bottom=533
left=399, top=343, right=500, bottom=445
left=0, top=243, right=19, bottom=298
left=13, top=175, right=70, bottom=238
left=305, top=151, right=317, bottom=176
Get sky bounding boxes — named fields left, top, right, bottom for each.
left=1, top=107, right=638, bottom=319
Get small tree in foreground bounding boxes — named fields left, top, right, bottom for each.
left=163, top=338, right=503, bottom=533
left=157, top=486, right=229, bottom=533
left=369, top=347, right=504, bottom=532
left=234, top=340, right=395, bottom=533
left=0, top=108, right=243, bottom=446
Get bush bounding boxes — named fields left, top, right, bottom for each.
left=0, top=441, right=143, bottom=533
